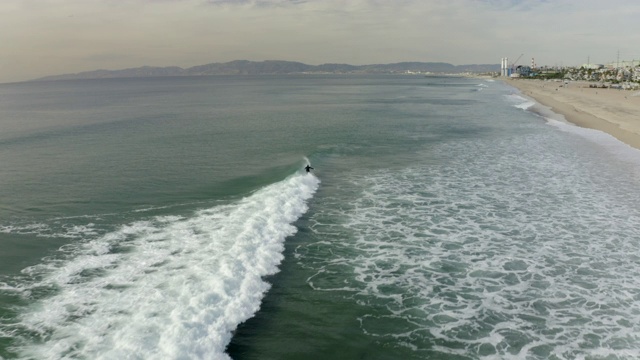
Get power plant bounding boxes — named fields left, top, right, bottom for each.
left=500, top=57, right=510, bottom=77
left=500, top=54, right=525, bottom=77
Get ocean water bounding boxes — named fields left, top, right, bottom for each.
left=1, top=75, right=640, bottom=359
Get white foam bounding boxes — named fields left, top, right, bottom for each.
left=10, top=172, right=319, bottom=359
left=504, top=93, right=536, bottom=110
left=0, top=222, right=97, bottom=239
left=301, top=138, right=640, bottom=358
left=0, top=223, right=49, bottom=235
left=505, top=85, right=640, bottom=172
left=546, top=118, right=640, bottom=169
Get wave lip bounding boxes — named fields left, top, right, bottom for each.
left=10, top=172, right=319, bottom=360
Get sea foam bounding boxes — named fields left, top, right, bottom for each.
left=504, top=93, right=535, bottom=110
left=507, top=87, right=640, bottom=171
left=301, top=131, right=640, bottom=359
left=9, top=172, right=319, bottom=359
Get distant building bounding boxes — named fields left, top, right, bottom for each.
left=514, top=65, right=531, bottom=77
left=606, top=60, right=639, bottom=69
left=500, top=58, right=509, bottom=77
left=581, top=64, right=604, bottom=70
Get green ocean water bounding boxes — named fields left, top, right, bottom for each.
left=1, top=75, right=640, bottom=359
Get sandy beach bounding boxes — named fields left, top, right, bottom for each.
left=505, top=79, right=640, bottom=149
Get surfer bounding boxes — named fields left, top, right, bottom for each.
left=305, top=164, right=314, bottom=173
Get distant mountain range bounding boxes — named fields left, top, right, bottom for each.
left=33, top=60, right=499, bottom=81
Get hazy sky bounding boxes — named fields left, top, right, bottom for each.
left=1, top=0, right=638, bottom=83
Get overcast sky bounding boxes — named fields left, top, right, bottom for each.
left=1, top=0, right=638, bottom=83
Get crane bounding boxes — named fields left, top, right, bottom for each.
left=510, top=53, right=524, bottom=74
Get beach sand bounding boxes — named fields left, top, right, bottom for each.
left=505, top=79, right=640, bottom=149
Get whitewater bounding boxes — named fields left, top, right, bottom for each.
left=3, top=172, right=318, bottom=359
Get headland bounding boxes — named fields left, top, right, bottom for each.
left=506, top=79, right=640, bottom=149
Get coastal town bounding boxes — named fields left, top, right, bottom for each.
left=502, top=58, right=640, bottom=90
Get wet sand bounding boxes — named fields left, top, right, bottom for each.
left=505, top=79, right=640, bottom=149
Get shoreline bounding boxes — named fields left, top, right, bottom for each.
left=504, top=79, right=640, bottom=150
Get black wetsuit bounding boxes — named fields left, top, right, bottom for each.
left=305, top=165, right=314, bottom=173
